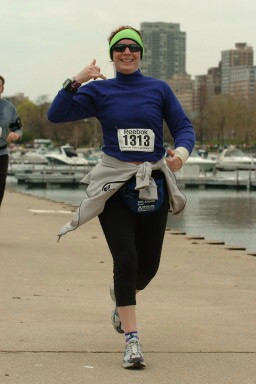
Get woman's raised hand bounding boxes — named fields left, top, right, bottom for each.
left=74, top=59, right=107, bottom=83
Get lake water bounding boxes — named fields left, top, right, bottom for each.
left=6, top=178, right=256, bottom=251
left=167, top=189, right=256, bottom=251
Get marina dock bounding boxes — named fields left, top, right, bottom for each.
left=11, top=164, right=256, bottom=191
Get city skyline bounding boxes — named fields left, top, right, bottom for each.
left=1, top=0, right=256, bottom=101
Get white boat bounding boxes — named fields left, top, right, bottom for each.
left=185, top=150, right=217, bottom=172
left=45, top=145, right=88, bottom=166
left=9, top=147, right=49, bottom=165
left=217, top=147, right=254, bottom=170
left=23, top=147, right=50, bottom=164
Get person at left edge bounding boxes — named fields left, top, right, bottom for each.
left=0, top=75, right=23, bottom=206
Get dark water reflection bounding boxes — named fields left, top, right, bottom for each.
left=167, top=190, right=256, bottom=250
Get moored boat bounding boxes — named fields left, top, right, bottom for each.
left=217, top=147, right=254, bottom=170
left=45, top=145, right=88, bottom=165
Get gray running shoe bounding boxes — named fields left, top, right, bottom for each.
left=123, top=338, right=146, bottom=369
left=110, top=285, right=124, bottom=334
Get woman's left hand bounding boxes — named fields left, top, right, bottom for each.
left=166, top=149, right=183, bottom=172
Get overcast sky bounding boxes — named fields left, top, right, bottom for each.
left=1, top=0, right=256, bottom=102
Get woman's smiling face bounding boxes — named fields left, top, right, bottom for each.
left=112, top=39, right=141, bottom=74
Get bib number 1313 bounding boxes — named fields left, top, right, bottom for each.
left=117, top=128, right=155, bottom=152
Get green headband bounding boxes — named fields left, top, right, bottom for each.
left=109, top=29, right=144, bottom=59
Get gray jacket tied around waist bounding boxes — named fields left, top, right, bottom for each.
left=57, top=154, right=186, bottom=240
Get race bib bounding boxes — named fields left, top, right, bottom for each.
left=117, top=128, right=155, bottom=152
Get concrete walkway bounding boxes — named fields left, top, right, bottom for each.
left=1, top=190, right=256, bottom=384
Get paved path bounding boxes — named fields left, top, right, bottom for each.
left=1, top=190, right=256, bottom=383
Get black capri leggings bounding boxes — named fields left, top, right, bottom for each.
left=0, top=155, right=9, bottom=206
left=98, top=172, right=170, bottom=307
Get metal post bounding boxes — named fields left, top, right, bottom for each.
left=236, top=168, right=239, bottom=189
left=248, top=168, right=252, bottom=191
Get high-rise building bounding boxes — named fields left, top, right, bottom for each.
left=193, top=75, right=207, bottom=113
left=229, top=65, right=256, bottom=102
left=192, top=67, right=221, bottom=113
left=140, top=22, right=186, bottom=79
left=167, top=73, right=193, bottom=114
left=221, top=43, right=253, bottom=94
left=206, top=65, right=221, bottom=101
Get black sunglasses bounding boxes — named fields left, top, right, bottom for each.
left=112, top=43, right=141, bottom=53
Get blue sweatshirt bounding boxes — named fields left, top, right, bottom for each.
left=48, top=70, right=195, bottom=162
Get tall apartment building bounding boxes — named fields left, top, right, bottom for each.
left=140, top=22, right=186, bottom=79
left=192, top=67, right=221, bottom=113
left=193, top=75, right=207, bottom=113
left=167, top=73, right=194, bottom=114
left=221, top=43, right=253, bottom=94
left=229, top=66, right=256, bottom=102
left=206, top=65, right=221, bottom=101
